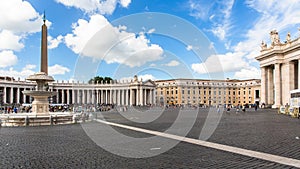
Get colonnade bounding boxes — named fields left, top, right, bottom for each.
left=260, top=60, right=300, bottom=108
left=52, top=87, right=155, bottom=106
left=0, top=86, right=34, bottom=104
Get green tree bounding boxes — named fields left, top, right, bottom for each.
left=88, top=76, right=112, bottom=84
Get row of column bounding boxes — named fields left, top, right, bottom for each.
left=261, top=60, right=300, bottom=108
left=53, top=88, right=155, bottom=106
left=0, top=86, right=33, bottom=104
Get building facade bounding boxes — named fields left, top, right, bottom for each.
left=155, top=79, right=261, bottom=107
left=256, top=30, right=300, bottom=108
left=0, top=76, right=261, bottom=108
left=0, top=76, right=156, bottom=106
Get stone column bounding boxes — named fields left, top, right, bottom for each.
left=3, top=86, right=6, bottom=104
left=110, top=89, right=112, bottom=104
left=67, top=89, right=70, bottom=104
left=144, top=89, right=147, bottom=105
left=96, top=90, right=99, bottom=104
left=139, top=88, right=143, bottom=106
left=136, top=88, right=139, bottom=106
left=82, top=90, right=86, bottom=104
left=260, top=66, right=267, bottom=106
left=122, top=90, right=125, bottom=105
left=118, top=90, right=121, bottom=105
left=273, top=63, right=282, bottom=108
left=100, top=90, right=103, bottom=104
left=149, top=89, right=153, bottom=104
left=105, top=90, right=108, bottom=104
left=125, top=89, right=129, bottom=105
left=267, top=67, right=274, bottom=105
left=91, top=90, right=95, bottom=104
left=87, top=90, right=90, bottom=104
left=61, top=89, right=65, bottom=104
left=72, top=89, right=75, bottom=104
left=298, top=60, right=300, bottom=89
left=77, top=89, right=81, bottom=104
left=56, top=89, right=59, bottom=103
left=23, top=88, right=26, bottom=103
left=129, top=89, right=133, bottom=106
left=113, top=90, right=116, bottom=105
left=10, top=87, right=14, bottom=104
left=17, top=87, right=20, bottom=104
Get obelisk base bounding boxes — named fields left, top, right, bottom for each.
left=31, top=96, right=50, bottom=115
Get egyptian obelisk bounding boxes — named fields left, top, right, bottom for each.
left=23, top=12, right=55, bottom=115
left=41, top=12, right=48, bottom=74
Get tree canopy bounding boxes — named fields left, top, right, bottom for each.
left=88, top=76, right=113, bottom=84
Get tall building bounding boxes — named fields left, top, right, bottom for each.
left=256, top=30, right=300, bottom=108
left=155, top=78, right=260, bottom=107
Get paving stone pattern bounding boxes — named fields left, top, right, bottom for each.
left=0, top=107, right=299, bottom=168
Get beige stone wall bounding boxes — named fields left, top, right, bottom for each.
left=155, top=79, right=261, bottom=107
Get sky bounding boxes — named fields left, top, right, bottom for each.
left=1, top=0, right=300, bottom=82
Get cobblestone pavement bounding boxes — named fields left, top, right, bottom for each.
left=0, top=108, right=299, bottom=168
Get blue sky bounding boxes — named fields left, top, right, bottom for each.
left=1, top=0, right=300, bottom=82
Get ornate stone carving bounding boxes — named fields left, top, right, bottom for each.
left=270, top=30, right=280, bottom=46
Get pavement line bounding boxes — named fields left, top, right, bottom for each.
left=95, top=119, right=300, bottom=168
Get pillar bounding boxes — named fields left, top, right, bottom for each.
left=62, top=89, right=65, bottom=104
left=3, top=86, right=6, bottom=104
left=118, top=90, right=121, bottom=105
left=87, top=90, right=90, bottom=104
left=113, top=90, right=116, bottom=105
left=273, top=63, right=282, bottom=108
left=298, top=60, right=300, bottom=89
left=23, top=88, right=26, bottom=103
left=110, top=90, right=112, bottom=104
left=56, top=89, right=59, bottom=103
left=17, top=87, right=20, bottom=104
left=260, top=66, right=267, bottom=106
left=144, top=89, right=147, bottom=105
left=125, top=89, right=129, bottom=105
left=149, top=89, right=153, bottom=104
left=136, top=88, right=139, bottom=106
left=10, top=87, right=14, bottom=104
left=139, top=88, right=143, bottom=106
left=130, top=89, right=133, bottom=106
left=72, top=89, right=75, bottom=104
left=67, top=89, right=70, bottom=104
left=267, top=66, right=274, bottom=105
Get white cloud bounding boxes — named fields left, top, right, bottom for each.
left=186, top=45, right=193, bottom=51
left=237, top=0, right=300, bottom=60
left=55, top=0, right=131, bottom=15
left=163, top=60, right=180, bottom=67
left=0, top=64, right=36, bottom=80
left=139, top=74, right=156, bottom=81
left=120, top=74, right=156, bottom=82
left=65, top=14, right=110, bottom=54
left=234, top=67, right=261, bottom=80
left=49, top=64, right=70, bottom=75
left=192, top=1, right=300, bottom=78
left=0, top=0, right=43, bottom=33
left=191, top=52, right=248, bottom=74
left=65, top=14, right=163, bottom=67
left=188, top=0, right=234, bottom=41
left=188, top=0, right=212, bottom=20
left=0, top=50, right=18, bottom=68
left=120, top=0, right=131, bottom=8
left=147, top=28, right=155, bottom=34
left=48, top=35, right=64, bottom=49
left=0, top=30, right=24, bottom=51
